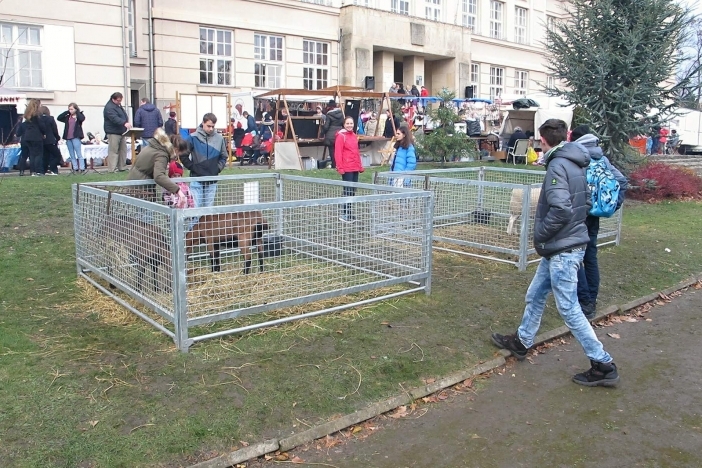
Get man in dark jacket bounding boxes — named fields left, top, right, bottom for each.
left=134, top=98, right=164, bottom=145
left=164, top=111, right=178, bottom=136
left=103, top=92, right=132, bottom=172
left=181, top=113, right=228, bottom=208
left=570, top=125, right=628, bottom=319
left=382, top=109, right=401, bottom=139
left=491, top=119, right=620, bottom=388
left=243, top=111, right=257, bottom=134
left=507, top=126, right=528, bottom=158
left=322, top=100, right=344, bottom=169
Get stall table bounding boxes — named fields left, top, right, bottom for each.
left=0, top=145, right=21, bottom=172
left=59, top=143, right=133, bottom=166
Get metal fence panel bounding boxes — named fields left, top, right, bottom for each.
left=375, top=166, right=623, bottom=269
left=74, top=175, right=433, bottom=351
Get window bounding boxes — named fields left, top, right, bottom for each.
left=0, top=23, right=43, bottom=88
left=254, top=34, right=283, bottom=89
left=303, top=39, right=329, bottom=90
left=515, top=7, right=527, bottom=44
left=489, top=66, right=503, bottom=100
left=127, top=0, right=136, bottom=57
left=354, top=0, right=371, bottom=5
left=545, top=15, right=557, bottom=45
left=462, top=0, right=477, bottom=31
left=515, top=70, right=528, bottom=95
left=489, top=1, right=503, bottom=39
left=470, top=63, right=479, bottom=96
left=425, top=0, right=441, bottom=21
left=391, top=0, right=410, bottom=15
left=199, top=27, right=233, bottom=86
left=546, top=75, right=555, bottom=89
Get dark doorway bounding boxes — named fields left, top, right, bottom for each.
left=394, top=61, right=404, bottom=86
left=130, top=89, right=140, bottom=121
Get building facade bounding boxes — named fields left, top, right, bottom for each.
left=0, top=0, right=564, bottom=134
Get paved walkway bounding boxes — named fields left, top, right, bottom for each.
left=294, top=289, right=702, bottom=468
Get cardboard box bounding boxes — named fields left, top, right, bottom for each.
left=490, top=151, right=507, bottom=160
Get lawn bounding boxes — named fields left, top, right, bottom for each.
left=0, top=164, right=699, bottom=467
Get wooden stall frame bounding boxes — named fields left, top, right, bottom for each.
left=256, top=87, right=405, bottom=169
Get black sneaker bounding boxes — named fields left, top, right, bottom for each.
left=580, top=302, right=596, bottom=320
left=491, top=332, right=528, bottom=361
left=573, top=360, right=620, bottom=387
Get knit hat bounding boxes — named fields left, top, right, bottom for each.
left=168, top=160, right=184, bottom=178
left=169, top=111, right=176, bottom=118
left=570, top=124, right=590, bottom=142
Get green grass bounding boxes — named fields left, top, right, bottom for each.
left=0, top=166, right=700, bottom=467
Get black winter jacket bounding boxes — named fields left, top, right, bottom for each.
left=103, top=99, right=129, bottom=135
left=57, top=110, right=86, bottom=140
left=533, top=142, right=591, bottom=258
left=40, top=115, right=61, bottom=145
left=322, top=108, right=344, bottom=146
left=22, top=116, right=47, bottom=143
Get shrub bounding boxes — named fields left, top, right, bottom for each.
left=628, top=162, right=702, bottom=201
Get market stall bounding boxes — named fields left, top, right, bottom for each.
left=255, top=87, right=404, bottom=170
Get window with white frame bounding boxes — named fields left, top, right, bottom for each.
left=254, top=34, right=283, bottom=89
left=199, top=27, right=233, bottom=86
left=470, top=63, right=480, bottom=96
left=489, top=66, right=503, bottom=100
left=546, top=75, right=555, bottom=89
left=515, top=70, right=528, bottom=95
left=303, top=39, right=329, bottom=90
left=515, top=7, right=527, bottom=44
left=391, top=0, right=410, bottom=15
left=489, top=1, right=503, bottom=39
left=546, top=15, right=557, bottom=32
left=462, top=0, right=477, bottom=31
left=354, top=0, right=372, bottom=6
left=127, top=0, right=137, bottom=57
left=0, top=23, right=43, bottom=88
left=425, top=0, right=441, bottom=21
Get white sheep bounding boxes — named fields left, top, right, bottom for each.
left=507, top=187, right=541, bottom=235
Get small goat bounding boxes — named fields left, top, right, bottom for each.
left=507, top=187, right=541, bottom=236
left=185, top=211, right=269, bottom=274
left=102, top=213, right=172, bottom=292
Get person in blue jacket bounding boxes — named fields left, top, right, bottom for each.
left=390, top=126, right=417, bottom=187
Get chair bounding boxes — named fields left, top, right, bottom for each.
left=508, top=139, right=530, bottom=165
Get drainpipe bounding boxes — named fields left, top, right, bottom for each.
left=120, top=0, right=129, bottom=112
left=148, top=0, right=155, bottom=100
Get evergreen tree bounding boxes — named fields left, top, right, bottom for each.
left=544, top=0, right=701, bottom=163
left=418, top=88, right=477, bottom=163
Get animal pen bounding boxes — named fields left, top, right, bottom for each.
left=73, top=174, right=433, bottom=351
left=374, top=166, right=623, bottom=270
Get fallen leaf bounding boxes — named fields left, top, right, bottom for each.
left=645, top=318, right=653, bottom=322
left=352, top=426, right=363, bottom=434
left=380, top=321, right=390, bottom=326
left=276, top=453, right=289, bottom=461
left=462, top=378, right=473, bottom=388
left=607, top=333, right=620, bottom=339
left=625, top=318, right=638, bottom=323
left=291, top=456, right=304, bottom=464
left=88, top=420, right=99, bottom=427
left=422, top=396, right=438, bottom=403
left=239, top=440, right=250, bottom=447
left=264, top=455, right=273, bottom=461
left=437, top=392, right=448, bottom=401
left=388, top=406, right=408, bottom=419
left=26, top=278, right=34, bottom=281
left=471, top=433, right=482, bottom=439
left=335, top=330, right=343, bottom=334
left=425, top=378, right=436, bottom=384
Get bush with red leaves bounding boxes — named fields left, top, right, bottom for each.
left=628, top=162, right=702, bottom=201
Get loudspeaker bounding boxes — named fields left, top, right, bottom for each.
left=364, top=76, right=375, bottom=90
left=465, top=85, right=475, bottom=99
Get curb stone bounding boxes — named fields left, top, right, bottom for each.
left=187, top=273, right=701, bottom=468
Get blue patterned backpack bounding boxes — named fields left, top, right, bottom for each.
left=587, top=158, right=620, bottom=217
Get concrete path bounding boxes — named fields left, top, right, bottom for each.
left=292, top=289, right=702, bottom=468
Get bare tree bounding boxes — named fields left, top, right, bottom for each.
left=677, top=18, right=702, bottom=110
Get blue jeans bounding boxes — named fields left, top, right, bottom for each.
left=577, top=217, right=600, bottom=305
left=190, top=181, right=218, bottom=208
left=66, top=138, right=85, bottom=170
left=517, top=250, right=613, bottom=364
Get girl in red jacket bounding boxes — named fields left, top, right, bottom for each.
left=335, top=116, right=364, bottom=223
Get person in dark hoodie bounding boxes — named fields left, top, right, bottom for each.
left=491, top=119, right=620, bottom=388
left=569, top=125, right=628, bottom=319
left=134, top=98, right=164, bottom=147
left=164, top=111, right=178, bottom=136
left=40, top=106, right=62, bottom=175
left=22, top=99, right=48, bottom=176
left=322, top=100, right=344, bottom=169
left=181, top=113, right=228, bottom=208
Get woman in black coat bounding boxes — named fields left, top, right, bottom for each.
left=22, top=99, right=48, bottom=176
left=57, top=103, right=86, bottom=173
left=40, top=106, right=62, bottom=175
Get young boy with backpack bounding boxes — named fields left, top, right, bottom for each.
left=569, top=125, right=628, bottom=319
